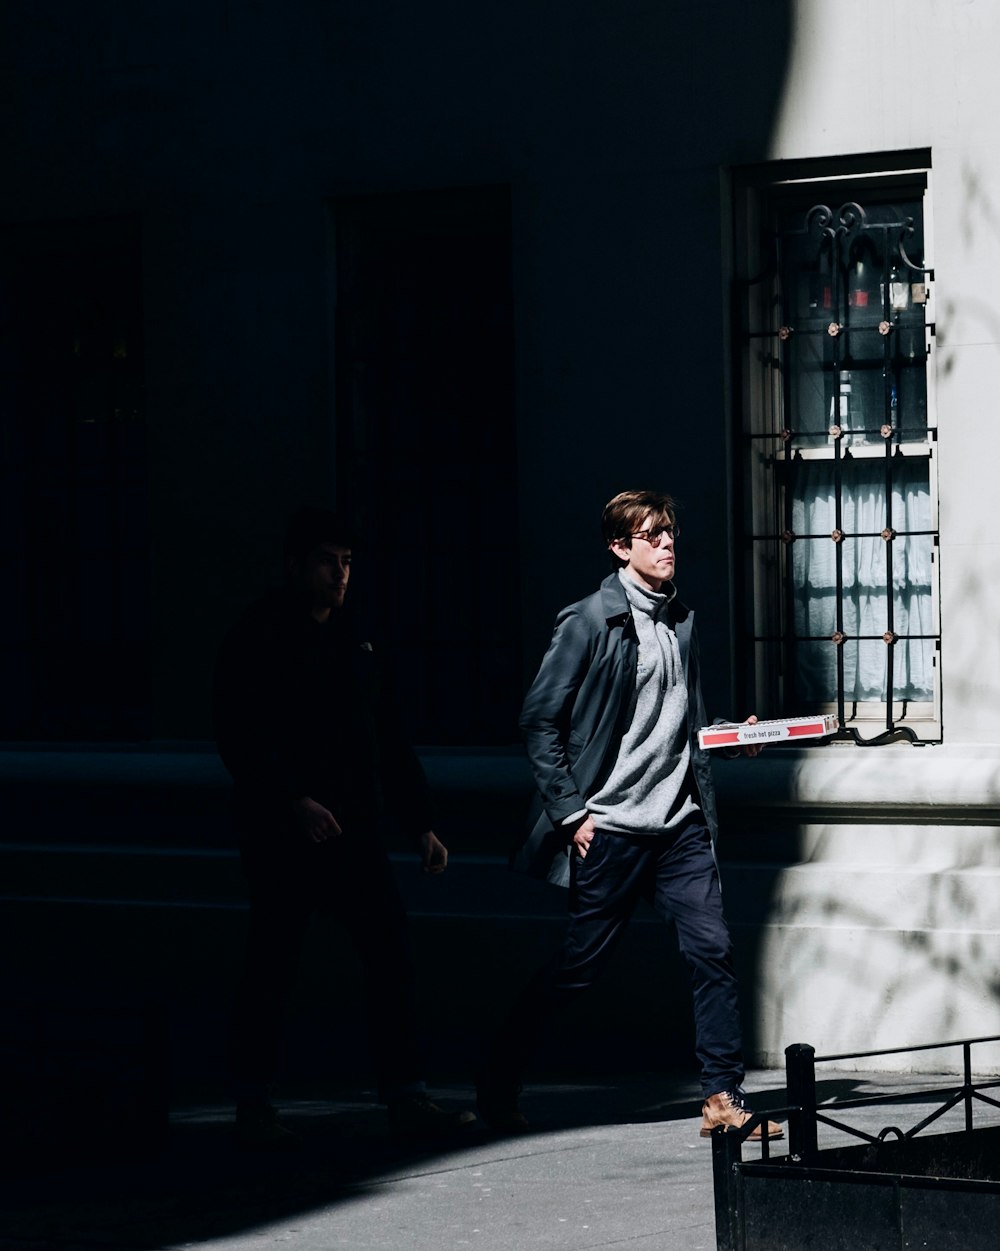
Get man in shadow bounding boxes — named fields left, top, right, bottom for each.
left=215, top=507, right=474, bottom=1146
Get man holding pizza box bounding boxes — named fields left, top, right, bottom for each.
left=476, top=489, right=783, bottom=1140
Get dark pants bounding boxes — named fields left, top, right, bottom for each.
left=229, top=832, right=426, bottom=1103
left=484, top=819, right=745, bottom=1099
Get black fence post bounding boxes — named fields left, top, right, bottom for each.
left=785, top=1041, right=818, bottom=1160
left=711, top=1125, right=744, bottom=1251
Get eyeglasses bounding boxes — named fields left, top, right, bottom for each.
left=628, top=524, right=680, bottom=546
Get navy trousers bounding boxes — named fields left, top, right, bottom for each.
left=485, top=818, right=745, bottom=1099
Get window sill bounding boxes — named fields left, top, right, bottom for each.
left=713, top=742, right=1000, bottom=815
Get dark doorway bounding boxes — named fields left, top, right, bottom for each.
left=333, top=187, right=520, bottom=745
left=0, top=217, right=149, bottom=740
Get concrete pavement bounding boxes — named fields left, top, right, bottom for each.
left=6, top=1066, right=994, bottom=1251
left=0, top=1071, right=769, bottom=1251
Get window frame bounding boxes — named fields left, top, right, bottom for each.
left=731, top=154, right=941, bottom=744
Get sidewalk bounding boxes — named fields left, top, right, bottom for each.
left=7, top=1066, right=991, bottom=1251
left=0, top=1070, right=776, bottom=1251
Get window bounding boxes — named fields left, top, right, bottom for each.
left=332, top=187, right=520, bottom=744
left=733, top=155, right=940, bottom=743
left=0, top=217, right=149, bottom=740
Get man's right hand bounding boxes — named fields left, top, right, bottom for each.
left=571, top=814, right=596, bottom=858
left=292, top=797, right=343, bottom=843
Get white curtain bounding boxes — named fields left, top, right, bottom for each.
left=790, top=456, right=934, bottom=703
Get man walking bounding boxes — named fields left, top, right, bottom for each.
left=215, top=507, right=474, bottom=1145
left=477, top=489, right=781, bottom=1140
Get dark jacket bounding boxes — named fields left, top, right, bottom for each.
left=213, top=589, right=432, bottom=850
left=512, top=572, right=718, bottom=887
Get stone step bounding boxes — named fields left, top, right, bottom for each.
left=741, top=917, right=1000, bottom=1072
left=0, top=843, right=247, bottom=908
left=722, top=859, right=1000, bottom=932
left=718, top=821, right=1000, bottom=868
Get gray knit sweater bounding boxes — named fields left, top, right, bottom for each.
left=586, top=571, right=700, bottom=835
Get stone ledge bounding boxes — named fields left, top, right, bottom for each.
left=714, top=743, right=1000, bottom=814
left=4, top=741, right=1000, bottom=820
left=724, top=860, right=1000, bottom=930
left=0, top=743, right=533, bottom=794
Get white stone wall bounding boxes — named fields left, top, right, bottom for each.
left=769, top=0, right=1000, bottom=746
left=715, top=0, right=1000, bottom=1072
left=719, top=748, right=1000, bottom=1071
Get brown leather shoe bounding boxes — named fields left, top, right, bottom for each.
left=700, top=1088, right=783, bottom=1140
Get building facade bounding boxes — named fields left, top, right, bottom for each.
left=3, top=0, right=1000, bottom=1074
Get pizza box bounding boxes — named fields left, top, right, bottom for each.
left=697, top=714, right=839, bottom=750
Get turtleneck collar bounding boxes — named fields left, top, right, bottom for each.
left=618, top=567, right=677, bottom=615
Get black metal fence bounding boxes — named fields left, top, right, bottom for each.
left=713, top=1036, right=1000, bottom=1251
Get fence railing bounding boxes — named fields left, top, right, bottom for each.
left=713, top=1034, right=1000, bottom=1251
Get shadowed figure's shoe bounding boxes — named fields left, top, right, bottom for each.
left=700, top=1088, right=783, bottom=1140
left=476, top=1081, right=530, bottom=1134
left=387, top=1093, right=477, bottom=1140
left=234, top=1100, right=302, bottom=1150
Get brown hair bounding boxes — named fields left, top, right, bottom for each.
left=601, top=490, right=678, bottom=564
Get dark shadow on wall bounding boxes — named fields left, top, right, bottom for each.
left=333, top=185, right=522, bottom=746
left=0, top=218, right=150, bottom=741
left=0, top=0, right=797, bottom=1240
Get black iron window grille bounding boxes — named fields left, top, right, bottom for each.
left=736, top=168, right=940, bottom=744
